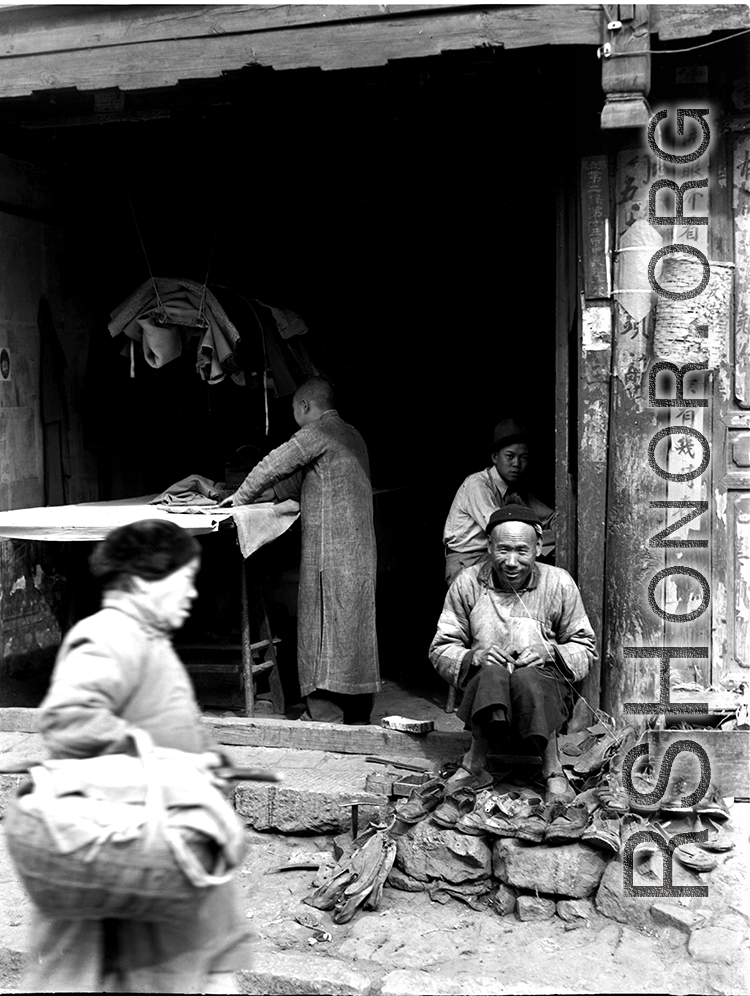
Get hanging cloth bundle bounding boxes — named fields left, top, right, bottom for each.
left=108, top=136, right=238, bottom=383
left=109, top=277, right=245, bottom=386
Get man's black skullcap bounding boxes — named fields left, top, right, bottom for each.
left=485, top=505, right=543, bottom=536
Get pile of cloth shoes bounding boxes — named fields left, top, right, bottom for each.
left=388, top=718, right=733, bottom=875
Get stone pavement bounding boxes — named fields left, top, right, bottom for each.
left=0, top=732, right=748, bottom=994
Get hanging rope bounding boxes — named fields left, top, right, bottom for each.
left=106, top=128, right=164, bottom=313
left=196, top=224, right=219, bottom=327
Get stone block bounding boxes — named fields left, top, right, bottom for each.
left=594, top=859, right=655, bottom=930
left=381, top=970, right=501, bottom=995
left=556, top=898, right=595, bottom=923
left=0, top=775, right=25, bottom=820
left=395, top=820, right=492, bottom=884
left=491, top=883, right=517, bottom=916
left=651, top=902, right=706, bottom=935
left=239, top=952, right=371, bottom=995
left=687, top=916, right=748, bottom=964
left=387, top=867, right=426, bottom=892
left=234, top=783, right=384, bottom=834
left=516, top=895, right=556, bottom=921
left=493, top=839, right=610, bottom=898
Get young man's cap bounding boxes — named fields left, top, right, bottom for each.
left=491, top=418, right=529, bottom=452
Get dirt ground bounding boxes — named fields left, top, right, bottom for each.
left=0, top=681, right=747, bottom=994
left=1, top=813, right=748, bottom=996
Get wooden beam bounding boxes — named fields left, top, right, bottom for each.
left=0, top=707, right=472, bottom=758
left=0, top=4, right=469, bottom=57
left=0, top=5, right=603, bottom=97
left=652, top=3, right=750, bottom=41
left=205, top=716, right=471, bottom=760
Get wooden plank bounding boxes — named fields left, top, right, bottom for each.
left=0, top=6, right=604, bottom=96
left=580, top=156, right=611, bottom=298
left=734, top=134, right=750, bottom=410
left=652, top=3, right=750, bottom=41
left=576, top=302, right=613, bottom=728
left=205, top=716, right=471, bottom=760
left=0, top=708, right=472, bottom=758
left=0, top=4, right=467, bottom=58
left=648, top=729, right=749, bottom=799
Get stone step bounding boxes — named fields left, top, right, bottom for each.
left=232, top=746, right=389, bottom=833
left=0, top=734, right=405, bottom=833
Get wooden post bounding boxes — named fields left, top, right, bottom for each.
left=256, top=586, right=285, bottom=714
left=571, top=153, right=614, bottom=731
left=555, top=163, right=579, bottom=576
left=602, top=148, right=665, bottom=724
left=240, top=555, right=255, bottom=718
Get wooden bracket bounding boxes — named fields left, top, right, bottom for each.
left=600, top=3, right=651, bottom=129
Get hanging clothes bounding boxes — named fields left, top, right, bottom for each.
left=255, top=301, right=308, bottom=339
left=108, top=278, right=245, bottom=386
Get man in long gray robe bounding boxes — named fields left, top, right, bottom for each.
left=224, top=377, right=380, bottom=723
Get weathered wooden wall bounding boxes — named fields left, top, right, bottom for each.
left=0, top=152, right=98, bottom=706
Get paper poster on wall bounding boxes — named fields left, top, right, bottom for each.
left=0, top=348, right=10, bottom=381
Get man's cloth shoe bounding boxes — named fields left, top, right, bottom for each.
left=595, top=773, right=630, bottom=814
left=661, top=781, right=730, bottom=821
left=432, top=785, right=481, bottom=829
left=619, top=813, right=664, bottom=854
left=455, top=790, right=539, bottom=836
left=571, top=788, right=603, bottom=815
left=673, top=842, right=718, bottom=873
left=698, top=819, right=734, bottom=852
left=581, top=810, right=621, bottom=853
left=627, top=759, right=662, bottom=815
left=515, top=801, right=565, bottom=844
left=455, top=789, right=496, bottom=835
left=545, top=772, right=576, bottom=805
left=394, top=778, right=445, bottom=824
left=544, top=803, right=589, bottom=844
left=448, top=764, right=494, bottom=791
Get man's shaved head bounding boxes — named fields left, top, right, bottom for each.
left=294, top=376, right=334, bottom=410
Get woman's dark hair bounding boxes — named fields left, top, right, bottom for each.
left=90, top=519, right=201, bottom=591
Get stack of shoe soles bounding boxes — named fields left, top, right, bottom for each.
left=306, top=822, right=397, bottom=923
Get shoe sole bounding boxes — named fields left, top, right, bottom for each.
left=581, top=834, right=619, bottom=853
left=544, top=831, right=586, bottom=844
left=432, top=816, right=460, bottom=829
left=515, top=830, right=545, bottom=843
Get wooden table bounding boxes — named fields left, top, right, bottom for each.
left=0, top=495, right=299, bottom=716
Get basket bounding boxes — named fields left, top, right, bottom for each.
left=4, top=731, right=214, bottom=923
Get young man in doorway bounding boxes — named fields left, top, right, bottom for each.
left=442, top=418, right=555, bottom=586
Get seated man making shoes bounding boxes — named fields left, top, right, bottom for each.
left=429, top=504, right=597, bottom=815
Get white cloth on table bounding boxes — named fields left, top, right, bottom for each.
left=230, top=500, right=300, bottom=558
